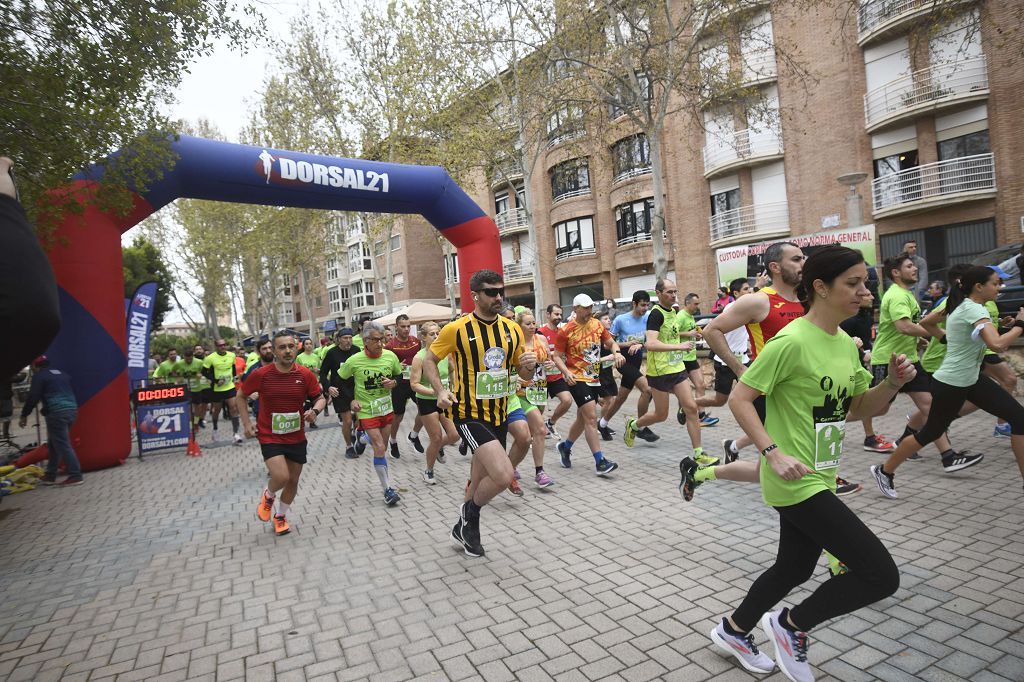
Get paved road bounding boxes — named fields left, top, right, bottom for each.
left=1, top=394, right=1022, bottom=681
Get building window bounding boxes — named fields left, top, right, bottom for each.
left=390, top=234, right=401, bottom=251
left=554, top=216, right=595, bottom=259
left=445, top=253, right=460, bottom=283
left=609, top=73, right=652, bottom=119
left=938, top=130, right=990, bottom=161
left=339, top=286, right=349, bottom=310
left=550, top=159, right=591, bottom=201
left=315, top=295, right=322, bottom=307
left=615, top=198, right=657, bottom=245
left=612, top=134, right=651, bottom=181
left=349, top=243, right=372, bottom=273
left=353, top=280, right=375, bottom=308
left=394, top=273, right=405, bottom=289
left=326, top=257, right=339, bottom=281
left=873, top=150, right=921, bottom=205
left=281, top=303, right=294, bottom=323
left=328, top=288, right=341, bottom=314
left=546, top=105, right=583, bottom=143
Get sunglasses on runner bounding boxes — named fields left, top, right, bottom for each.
left=476, top=287, right=505, bottom=298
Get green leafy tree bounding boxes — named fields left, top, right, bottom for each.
left=122, top=235, right=175, bottom=330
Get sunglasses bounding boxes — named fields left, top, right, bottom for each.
left=476, top=287, right=505, bottom=298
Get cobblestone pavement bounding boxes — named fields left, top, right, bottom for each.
left=1, top=393, right=1023, bottom=682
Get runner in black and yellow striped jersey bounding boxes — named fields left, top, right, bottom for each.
left=423, top=269, right=537, bottom=558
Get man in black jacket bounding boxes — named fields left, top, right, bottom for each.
left=319, top=328, right=362, bottom=458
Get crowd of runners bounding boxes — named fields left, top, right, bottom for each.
left=141, top=241, right=1024, bottom=682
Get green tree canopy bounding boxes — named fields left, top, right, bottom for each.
left=122, top=235, right=175, bottom=330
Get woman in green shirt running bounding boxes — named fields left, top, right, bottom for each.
left=409, top=322, right=459, bottom=485
left=712, top=246, right=911, bottom=682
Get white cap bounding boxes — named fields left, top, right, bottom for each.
left=573, top=293, right=595, bottom=308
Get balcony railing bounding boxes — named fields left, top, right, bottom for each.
left=503, top=262, right=532, bottom=282
left=858, top=0, right=967, bottom=45
left=496, top=208, right=529, bottom=235
left=555, top=246, right=597, bottom=262
left=491, top=159, right=524, bottom=186
left=871, top=153, right=995, bottom=217
left=616, top=228, right=667, bottom=247
left=741, top=49, right=777, bottom=85
left=864, top=55, right=988, bottom=131
left=613, top=166, right=653, bottom=184
left=703, top=127, right=783, bottom=177
left=445, top=273, right=459, bottom=285
left=709, top=201, right=790, bottom=245
left=552, top=187, right=592, bottom=203
left=546, top=129, right=585, bottom=149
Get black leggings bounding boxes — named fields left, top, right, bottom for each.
left=731, top=491, right=899, bottom=632
left=916, top=374, right=1024, bottom=445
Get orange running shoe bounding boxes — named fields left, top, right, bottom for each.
left=257, top=491, right=274, bottom=522
left=508, top=478, right=524, bottom=497
left=273, top=515, right=290, bottom=536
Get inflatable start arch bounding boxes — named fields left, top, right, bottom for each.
left=46, top=135, right=501, bottom=471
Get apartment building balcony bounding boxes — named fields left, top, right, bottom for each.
left=555, top=246, right=597, bottom=262
left=546, top=129, right=585, bottom=150
left=741, top=50, right=777, bottom=86
left=864, top=55, right=988, bottom=132
left=709, top=201, right=790, bottom=246
left=552, top=187, right=592, bottom=204
left=858, top=0, right=971, bottom=46
left=871, top=153, right=995, bottom=218
left=503, top=261, right=532, bottom=283
left=496, top=208, right=529, bottom=236
left=445, top=273, right=460, bottom=285
left=613, top=165, right=653, bottom=184
left=703, top=127, right=783, bottom=178
left=696, top=0, right=770, bottom=34
left=490, top=159, right=524, bottom=188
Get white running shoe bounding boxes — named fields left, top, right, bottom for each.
left=233, top=433, right=243, bottom=446
left=760, top=610, right=813, bottom=682
left=709, top=620, right=775, bottom=674
left=870, top=463, right=897, bottom=499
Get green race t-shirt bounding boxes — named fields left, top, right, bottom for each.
left=295, top=352, right=321, bottom=373
left=177, top=358, right=210, bottom=392
left=677, top=309, right=698, bottom=362
left=919, top=297, right=948, bottom=374
left=412, top=348, right=449, bottom=400
left=646, top=304, right=687, bottom=377
left=871, top=284, right=921, bottom=365
left=203, top=352, right=237, bottom=392
left=984, top=300, right=999, bottom=358
left=339, top=349, right=402, bottom=420
left=154, top=359, right=183, bottom=383
left=740, top=318, right=872, bottom=507
left=933, top=299, right=990, bottom=388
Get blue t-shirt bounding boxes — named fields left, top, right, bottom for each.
left=611, top=311, right=649, bottom=367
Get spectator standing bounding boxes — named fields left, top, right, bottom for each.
left=903, top=240, right=929, bottom=300
left=19, top=356, right=83, bottom=486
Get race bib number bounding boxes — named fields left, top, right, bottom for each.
left=526, top=386, right=547, bottom=406
left=668, top=350, right=685, bottom=364
left=475, top=369, right=510, bottom=399
left=271, top=412, right=301, bottom=435
left=402, top=364, right=411, bottom=380
left=368, top=396, right=393, bottom=417
left=814, top=421, right=845, bottom=471
left=215, top=374, right=231, bottom=386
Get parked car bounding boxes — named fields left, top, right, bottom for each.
left=968, top=243, right=1023, bottom=315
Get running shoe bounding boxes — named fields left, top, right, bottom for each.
left=835, top=477, right=861, bottom=496
left=423, top=469, right=436, bottom=485
left=623, top=418, right=638, bottom=448
left=942, top=451, right=984, bottom=473
left=558, top=441, right=572, bottom=468
left=233, top=433, right=243, bottom=446
left=355, top=433, right=367, bottom=454
left=760, top=610, right=812, bottom=682
left=595, top=457, right=619, bottom=476
left=535, top=470, right=555, bottom=488
left=700, top=414, right=720, bottom=427
left=696, top=452, right=720, bottom=467
left=709, top=620, right=776, bottom=675
left=60, top=476, right=84, bottom=487
left=384, top=487, right=401, bottom=506
left=459, top=503, right=485, bottom=557
left=513, top=469, right=521, bottom=480
left=273, top=515, right=290, bottom=536
left=677, top=408, right=687, bottom=426
left=198, top=418, right=206, bottom=429
left=308, top=421, right=319, bottom=429
left=257, top=491, right=274, bottom=522
left=389, top=442, right=400, bottom=459
left=545, top=418, right=561, bottom=441
left=458, top=440, right=469, bottom=456
left=38, top=474, right=58, bottom=486
left=437, top=449, right=447, bottom=464
left=597, top=424, right=614, bottom=441
left=407, top=432, right=425, bottom=453
left=508, top=478, right=524, bottom=497
left=345, top=445, right=358, bottom=459
left=210, top=429, right=220, bottom=443
left=450, top=518, right=465, bottom=547
left=722, top=438, right=739, bottom=463
left=678, top=457, right=700, bottom=502
left=637, top=427, right=660, bottom=442
left=870, top=463, right=897, bottom=499
left=994, top=423, right=1012, bottom=439
left=863, top=434, right=895, bottom=453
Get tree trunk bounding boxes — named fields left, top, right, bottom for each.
left=384, top=223, right=394, bottom=314
left=443, top=241, right=457, bottom=315
left=517, top=148, right=545, bottom=312
left=299, top=266, right=317, bottom=339
left=647, top=123, right=670, bottom=281
left=204, top=301, right=218, bottom=341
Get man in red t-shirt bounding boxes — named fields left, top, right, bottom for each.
left=384, top=314, right=423, bottom=458
left=537, top=304, right=573, bottom=439
left=239, top=331, right=326, bottom=536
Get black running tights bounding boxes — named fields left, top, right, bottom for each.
left=731, top=490, right=899, bottom=632
left=916, top=374, right=1024, bottom=445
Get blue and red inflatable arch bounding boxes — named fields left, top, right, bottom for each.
left=45, top=135, right=501, bottom=470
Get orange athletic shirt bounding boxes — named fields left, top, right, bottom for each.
left=745, top=287, right=804, bottom=360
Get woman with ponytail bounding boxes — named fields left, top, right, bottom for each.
left=712, top=246, right=908, bottom=681
left=871, top=266, right=1024, bottom=498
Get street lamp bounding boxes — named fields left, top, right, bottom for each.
left=837, top=172, right=869, bottom=228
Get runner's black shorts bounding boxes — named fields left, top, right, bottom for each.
left=260, top=441, right=307, bottom=464
left=619, top=361, right=643, bottom=390
left=392, top=379, right=415, bottom=415
left=200, top=388, right=214, bottom=403
left=569, top=381, right=598, bottom=407
left=416, top=396, right=440, bottom=416
left=983, top=354, right=1005, bottom=365
left=648, top=371, right=686, bottom=393
left=598, top=367, right=617, bottom=398
left=331, top=390, right=354, bottom=414
left=713, top=361, right=750, bottom=396
left=190, top=391, right=205, bottom=405
left=455, top=418, right=507, bottom=452
left=684, top=360, right=700, bottom=373
left=871, top=362, right=930, bottom=395
left=211, top=388, right=236, bottom=402
left=547, top=377, right=569, bottom=397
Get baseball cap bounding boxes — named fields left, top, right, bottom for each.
left=989, top=265, right=1011, bottom=280
left=573, top=293, right=595, bottom=308
left=337, top=327, right=354, bottom=337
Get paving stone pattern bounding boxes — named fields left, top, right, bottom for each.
left=1, top=394, right=1023, bottom=681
